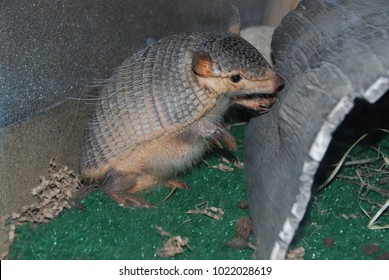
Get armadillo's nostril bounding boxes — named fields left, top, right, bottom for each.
left=273, top=74, right=285, bottom=92
left=260, top=69, right=285, bottom=93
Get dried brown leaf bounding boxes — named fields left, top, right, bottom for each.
left=363, top=244, right=380, bottom=255
left=186, top=201, right=225, bottom=221
left=286, top=247, right=305, bottom=260
left=2, top=158, right=82, bottom=258
left=219, top=157, right=232, bottom=164
left=156, top=227, right=191, bottom=258
left=212, top=163, right=234, bottom=172
left=238, top=200, right=249, bottom=209
left=156, top=226, right=172, bottom=237
left=233, top=160, right=244, bottom=169
left=236, top=217, right=252, bottom=240
left=375, top=252, right=389, bottom=260
left=226, top=238, right=255, bottom=250
left=156, top=236, right=190, bottom=257
left=324, top=238, right=335, bottom=247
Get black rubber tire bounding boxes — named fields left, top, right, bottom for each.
left=245, top=0, right=389, bottom=259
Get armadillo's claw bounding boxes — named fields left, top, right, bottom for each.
left=165, top=179, right=190, bottom=190
left=212, top=128, right=237, bottom=151
left=69, top=180, right=99, bottom=210
left=221, top=133, right=237, bottom=151
left=105, top=190, right=155, bottom=208
left=68, top=198, right=86, bottom=211
left=213, top=139, right=225, bottom=150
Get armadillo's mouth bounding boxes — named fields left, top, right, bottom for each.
left=227, top=71, right=284, bottom=111
left=232, top=71, right=284, bottom=111
left=233, top=92, right=278, bottom=111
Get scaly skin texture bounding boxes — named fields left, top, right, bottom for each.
left=73, top=7, right=284, bottom=208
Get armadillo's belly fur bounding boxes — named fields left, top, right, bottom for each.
left=81, top=33, right=216, bottom=180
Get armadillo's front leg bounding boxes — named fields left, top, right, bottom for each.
left=191, top=120, right=237, bottom=151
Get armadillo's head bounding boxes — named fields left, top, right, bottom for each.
left=192, top=6, right=284, bottom=111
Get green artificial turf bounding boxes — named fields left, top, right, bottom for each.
left=8, top=122, right=389, bottom=260
left=9, top=125, right=253, bottom=260
left=291, top=132, right=389, bottom=260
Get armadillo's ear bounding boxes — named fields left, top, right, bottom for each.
left=228, top=5, right=241, bottom=36
left=192, top=51, right=213, bottom=77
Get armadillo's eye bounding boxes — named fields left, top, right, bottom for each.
left=230, top=75, right=242, bottom=83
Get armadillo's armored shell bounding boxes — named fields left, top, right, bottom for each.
left=81, top=33, right=216, bottom=173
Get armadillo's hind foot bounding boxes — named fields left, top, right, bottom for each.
left=68, top=197, right=86, bottom=211
left=99, top=170, right=156, bottom=208
left=165, top=179, right=190, bottom=190
left=69, top=179, right=99, bottom=210
left=105, top=190, right=155, bottom=208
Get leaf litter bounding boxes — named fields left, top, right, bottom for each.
left=155, top=226, right=191, bottom=258
left=1, top=158, right=80, bottom=259
left=317, top=129, right=389, bottom=229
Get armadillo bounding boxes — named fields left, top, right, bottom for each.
left=72, top=6, right=284, bottom=208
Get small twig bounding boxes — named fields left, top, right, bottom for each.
left=341, top=157, right=379, bottom=166
left=156, top=226, right=172, bottom=237
left=357, top=170, right=373, bottom=219
left=158, top=188, right=177, bottom=205
left=368, top=199, right=389, bottom=230
left=318, top=128, right=389, bottom=191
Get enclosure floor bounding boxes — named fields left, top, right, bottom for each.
left=291, top=132, right=389, bottom=260
left=8, top=126, right=389, bottom=260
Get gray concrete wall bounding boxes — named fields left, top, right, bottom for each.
left=1, top=0, right=266, bottom=128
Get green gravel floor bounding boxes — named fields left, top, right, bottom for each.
left=8, top=109, right=389, bottom=260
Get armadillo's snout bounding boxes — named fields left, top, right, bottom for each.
left=232, top=69, right=284, bottom=111
left=255, top=71, right=284, bottom=110
left=272, top=73, right=285, bottom=92
left=260, top=69, right=284, bottom=94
